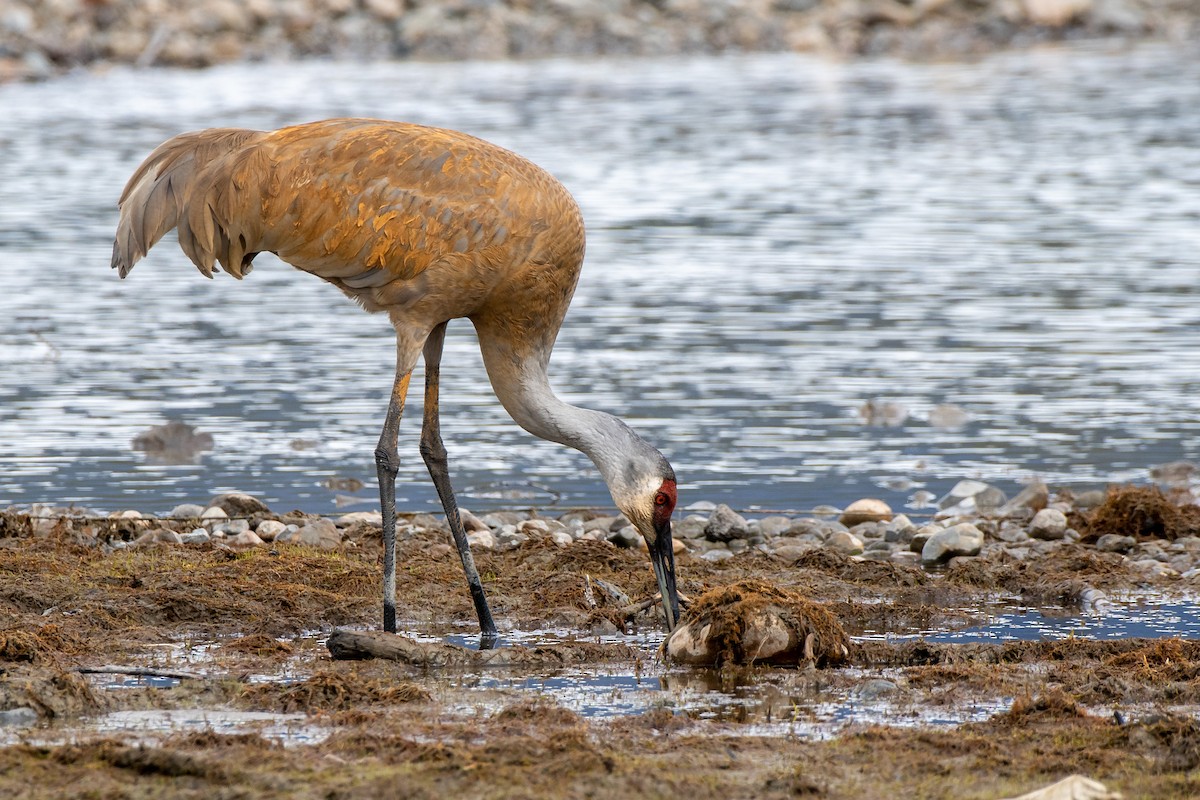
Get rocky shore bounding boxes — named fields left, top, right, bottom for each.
left=1, top=0, right=1198, bottom=81
left=10, top=478, right=1200, bottom=592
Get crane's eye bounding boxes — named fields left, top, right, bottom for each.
left=654, top=492, right=670, bottom=506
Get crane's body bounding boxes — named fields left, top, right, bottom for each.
left=112, top=118, right=680, bottom=641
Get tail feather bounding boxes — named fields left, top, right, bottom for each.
left=112, top=128, right=265, bottom=278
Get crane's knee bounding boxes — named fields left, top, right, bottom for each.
left=418, top=436, right=447, bottom=468
left=374, top=446, right=400, bottom=476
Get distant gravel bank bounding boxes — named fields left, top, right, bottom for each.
left=0, top=0, right=1196, bottom=81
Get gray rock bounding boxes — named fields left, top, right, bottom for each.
left=757, top=516, right=793, bottom=537
left=996, top=522, right=1030, bottom=543
left=135, top=529, right=183, bottom=546
left=496, top=529, right=529, bottom=551
left=922, top=523, right=984, bottom=563
left=169, top=503, right=206, bottom=519
left=459, top=509, right=491, bottom=532
left=227, top=531, right=265, bottom=549
left=782, top=518, right=824, bottom=538
left=609, top=526, right=641, bottom=549
left=997, top=481, right=1049, bottom=517
left=771, top=543, right=819, bottom=561
left=826, top=530, right=864, bottom=556
left=208, top=492, right=270, bottom=516
left=518, top=519, right=556, bottom=535
left=550, top=530, right=573, bottom=547
left=884, top=514, right=917, bottom=543
left=839, top=498, right=892, bottom=527
left=1029, top=508, right=1068, bottom=540
left=582, top=516, right=621, bottom=533
left=256, top=520, right=287, bottom=541
left=200, top=506, right=228, bottom=520
left=700, top=548, right=734, bottom=563
left=811, top=505, right=841, bottom=519
left=684, top=500, right=716, bottom=512
left=336, top=511, right=383, bottom=527
left=481, top=511, right=526, bottom=527
left=909, top=531, right=934, bottom=554
left=296, top=518, right=342, bottom=549
left=467, top=530, right=497, bottom=550
left=180, top=530, right=211, bottom=545
left=674, top=516, right=708, bottom=540
left=214, top=519, right=250, bottom=536
left=704, top=504, right=750, bottom=542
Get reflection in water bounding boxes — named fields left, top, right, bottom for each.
left=1, top=44, right=1198, bottom=514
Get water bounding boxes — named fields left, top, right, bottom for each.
left=2, top=43, right=1198, bottom=515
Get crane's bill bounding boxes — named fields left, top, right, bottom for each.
left=650, top=524, right=681, bottom=632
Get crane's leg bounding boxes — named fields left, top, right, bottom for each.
left=376, top=350, right=414, bottom=634
left=420, top=322, right=499, bottom=645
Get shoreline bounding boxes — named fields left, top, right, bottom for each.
left=2, top=0, right=1197, bottom=82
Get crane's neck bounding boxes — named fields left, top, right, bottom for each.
left=479, top=350, right=662, bottom=506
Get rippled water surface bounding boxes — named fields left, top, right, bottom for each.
left=2, top=43, right=1198, bottom=514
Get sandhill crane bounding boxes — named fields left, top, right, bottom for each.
left=111, top=118, right=680, bottom=641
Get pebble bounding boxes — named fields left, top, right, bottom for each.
left=673, top=516, right=708, bottom=540
left=700, top=549, right=734, bottom=563
left=227, top=531, right=265, bottom=549
left=550, top=530, right=574, bottom=547
left=826, top=530, right=865, bottom=556
left=496, top=529, right=528, bottom=550
left=294, top=518, right=342, bottom=549
left=996, top=481, right=1050, bottom=518
left=256, top=520, right=287, bottom=541
left=459, top=509, right=490, bottom=533
left=1029, top=508, right=1069, bottom=540
left=855, top=678, right=901, bottom=700
left=704, top=504, right=751, bottom=542
left=921, top=523, right=984, bottom=563
left=771, top=543, right=819, bottom=561
left=839, top=498, right=893, bottom=527
left=181, top=530, right=211, bottom=545
left=467, top=530, right=497, bottom=550
left=335, top=511, right=383, bottom=527
left=208, top=492, right=270, bottom=516
left=757, top=516, right=792, bottom=537
left=170, top=503, right=206, bottom=519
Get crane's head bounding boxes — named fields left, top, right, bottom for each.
left=611, top=457, right=680, bottom=633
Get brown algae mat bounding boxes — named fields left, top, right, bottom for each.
left=1, top=503, right=1199, bottom=798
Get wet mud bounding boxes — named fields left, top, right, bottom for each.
left=1, top=496, right=1199, bottom=799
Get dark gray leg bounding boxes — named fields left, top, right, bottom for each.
left=375, top=362, right=413, bottom=634
left=419, top=322, right=499, bottom=643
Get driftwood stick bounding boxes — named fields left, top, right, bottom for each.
left=326, top=629, right=638, bottom=667
left=76, top=665, right=204, bottom=681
